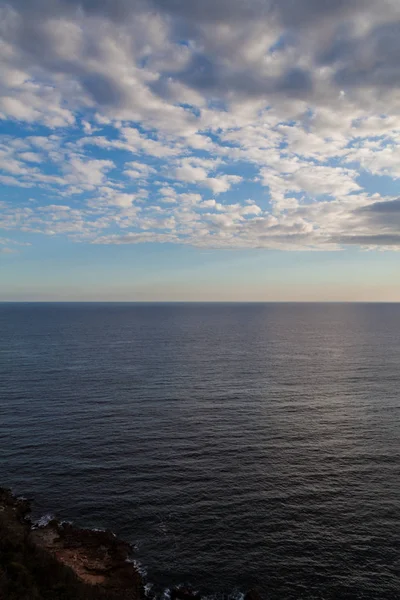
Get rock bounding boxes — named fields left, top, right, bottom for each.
left=244, top=587, right=263, bottom=600
left=1, top=486, right=257, bottom=600
left=0, top=486, right=145, bottom=600
left=31, top=520, right=143, bottom=595
left=170, top=586, right=202, bottom=600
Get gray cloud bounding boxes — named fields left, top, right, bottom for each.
left=356, top=198, right=400, bottom=230
left=169, top=54, right=313, bottom=100
left=82, top=73, right=128, bottom=107
left=330, top=22, right=400, bottom=89
left=278, top=68, right=313, bottom=96
left=335, top=234, right=400, bottom=246
left=360, top=198, right=400, bottom=214
left=330, top=198, right=400, bottom=248
left=1, top=0, right=400, bottom=114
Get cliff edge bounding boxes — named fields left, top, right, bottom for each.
left=0, top=487, right=144, bottom=600
left=0, top=487, right=261, bottom=600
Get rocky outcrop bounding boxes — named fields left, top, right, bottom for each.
left=170, top=587, right=202, bottom=600
left=31, top=520, right=143, bottom=596
left=1, top=486, right=261, bottom=600
left=0, top=487, right=144, bottom=600
left=244, top=588, right=263, bottom=600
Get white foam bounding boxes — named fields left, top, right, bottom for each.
left=144, top=582, right=154, bottom=597
left=33, top=514, right=55, bottom=528
left=202, top=590, right=244, bottom=600
left=230, top=591, right=245, bottom=600
left=125, top=558, right=148, bottom=578
left=161, top=587, right=171, bottom=600
left=134, top=559, right=148, bottom=577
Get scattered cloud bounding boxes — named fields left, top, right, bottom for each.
left=0, top=0, right=400, bottom=251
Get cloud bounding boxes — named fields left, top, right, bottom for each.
left=347, top=198, right=400, bottom=244
left=0, top=0, right=400, bottom=254
left=0, top=236, right=30, bottom=254
left=124, top=162, right=156, bottom=180
left=334, top=234, right=400, bottom=247
left=64, top=158, right=114, bottom=188
left=1, top=0, right=399, bottom=129
left=93, top=231, right=177, bottom=245
left=360, top=198, right=400, bottom=214
left=174, top=158, right=242, bottom=194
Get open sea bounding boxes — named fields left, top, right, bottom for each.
left=1, top=302, right=400, bottom=599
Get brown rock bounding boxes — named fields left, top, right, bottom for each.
left=0, top=486, right=144, bottom=600
left=244, top=587, right=263, bottom=600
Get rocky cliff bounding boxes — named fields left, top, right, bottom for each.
left=0, top=487, right=261, bottom=600
left=0, top=487, right=144, bottom=600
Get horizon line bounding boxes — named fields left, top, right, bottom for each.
left=1, top=300, right=400, bottom=305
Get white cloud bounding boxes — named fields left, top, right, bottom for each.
left=63, top=158, right=114, bottom=188
left=204, top=175, right=243, bottom=194
left=18, top=152, right=43, bottom=163
left=0, top=0, right=400, bottom=253
left=175, top=163, right=208, bottom=184
left=174, top=158, right=242, bottom=194
left=124, top=161, right=156, bottom=180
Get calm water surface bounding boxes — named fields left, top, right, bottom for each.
left=1, top=303, right=400, bottom=599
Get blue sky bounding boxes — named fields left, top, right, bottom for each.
left=1, top=0, right=400, bottom=301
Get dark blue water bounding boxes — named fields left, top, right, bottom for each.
left=1, top=303, right=400, bottom=599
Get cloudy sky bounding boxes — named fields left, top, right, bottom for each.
left=1, top=0, right=400, bottom=300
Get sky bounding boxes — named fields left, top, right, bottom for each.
left=0, top=0, right=400, bottom=301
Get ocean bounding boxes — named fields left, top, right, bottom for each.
left=1, top=302, right=399, bottom=599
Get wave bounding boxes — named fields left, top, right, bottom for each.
left=32, top=513, right=55, bottom=528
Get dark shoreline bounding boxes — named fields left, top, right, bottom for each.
left=0, top=486, right=145, bottom=599
left=0, top=487, right=260, bottom=600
